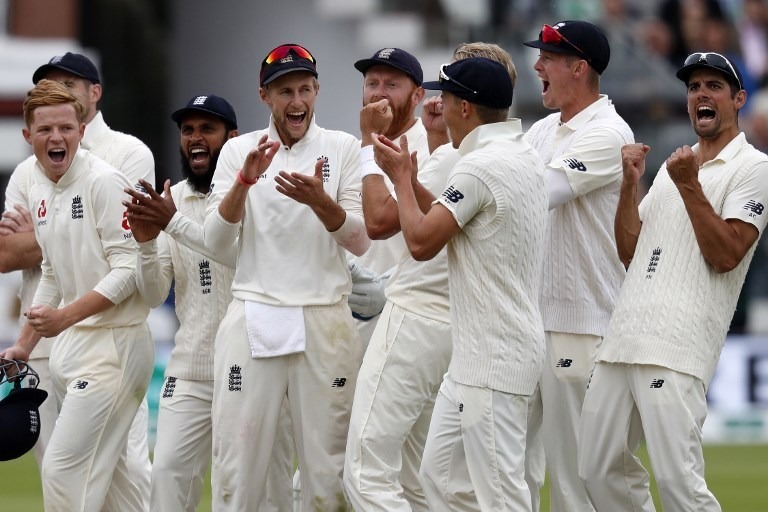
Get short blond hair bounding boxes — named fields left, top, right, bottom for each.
left=453, top=42, right=517, bottom=88
left=23, top=79, right=87, bottom=127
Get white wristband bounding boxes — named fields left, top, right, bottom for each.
left=360, top=145, right=385, bottom=178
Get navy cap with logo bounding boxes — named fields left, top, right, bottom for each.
left=0, top=359, right=48, bottom=461
left=524, top=21, right=611, bottom=75
left=171, top=95, right=238, bottom=130
left=260, top=44, right=318, bottom=87
left=354, top=48, right=423, bottom=86
left=32, top=52, right=101, bottom=85
left=676, top=52, right=744, bottom=90
left=422, top=57, right=513, bottom=109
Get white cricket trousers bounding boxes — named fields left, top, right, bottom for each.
left=151, top=378, right=294, bottom=512
left=344, top=302, right=452, bottom=512
left=525, top=332, right=603, bottom=512
left=212, top=298, right=362, bottom=512
left=42, top=323, right=154, bottom=512
left=579, top=362, right=720, bottom=512
left=32, top=356, right=153, bottom=512
left=420, top=374, right=532, bottom=512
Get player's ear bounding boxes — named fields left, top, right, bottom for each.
left=228, top=129, right=239, bottom=139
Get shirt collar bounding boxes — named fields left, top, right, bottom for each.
left=81, top=111, right=107, bottom=150
left=179, top=180, right=208, bottom=199
left=693, top=132, right=747, bottom=165
left=559, top=95, right=611, bottom=130
left=458, top=118, right=523, bottom=156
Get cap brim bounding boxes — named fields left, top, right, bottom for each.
left=523, top=40, right=580, bottom=56
left=171, top=107, right=236, bottom=128
left=354, top=59, right=422, bottom=85
left=1, top=387, right=48, bottom=407
left=421, top=80, right=445, bottom=92
left=32, top=64, right=95, bottom=84
left=261, top=66, right=317, bottom=86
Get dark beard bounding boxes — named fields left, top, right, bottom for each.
left=179, top=147, right=219, bottom=192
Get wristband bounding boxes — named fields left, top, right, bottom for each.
left=237, top=169, right=258, bottom=187
left=360, top=146, right=385, bottom=178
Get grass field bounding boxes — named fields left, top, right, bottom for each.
left=2, top=444, right=767, bottom=511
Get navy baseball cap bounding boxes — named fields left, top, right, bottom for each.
left=422, top=57, right=513, bottom=109
left=676, top=52, right=744, bottom=90
left=524, top=21, right=610, bottom=75
left=354, top=48, right=423, bottom=86
left=0, top=387, right=48, bottom=461
left=171, top=95, right=238, bottom=129
left=260, top=44, right=318, bottom=87
left=33, top=52, right=101, bottom=84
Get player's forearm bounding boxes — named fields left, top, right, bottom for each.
left=362, top=176, right=401, bottom=239
left=677, top=181, right=756, bottom=272
left=412, top=179, right=436, bottom=214
left=393, top=179, right=433, bottom=260
left=0, top=232, right=42, bottom=273
left=59, top=290, right=115, bottom=329
left=218, top=180, right=250, bottom=224
left=615, top=181, right=642, bottom=268
left=427, top=132, right=450, bottom=155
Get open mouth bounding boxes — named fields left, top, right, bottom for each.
left=542, top=80, right=550, bottom=94
left=286, top=112, right=306, bottom=127
left=49, top=149, right=65, bottom=163
left=190, top=146, right=209, bottom=164
left=697, top=105, right=716, bottom=122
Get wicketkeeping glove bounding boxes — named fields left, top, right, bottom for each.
left=347, top=262, right=394, bottom=320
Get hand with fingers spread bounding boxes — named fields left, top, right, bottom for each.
left=0, top=205, right=35, bottom=235
left=123, top=179, right=177, bottom=228
left=371, top=134, right=418, bottom=187
left=242, top=134, right=280, bottom=184
left=360, top=99, right=393, bottom=146
left=275, top=158, right=329, bottom=208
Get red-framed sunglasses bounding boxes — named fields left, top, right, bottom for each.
left=263, top=44, right=316, bottom=66
left=540, top=25, right=591, bottom=63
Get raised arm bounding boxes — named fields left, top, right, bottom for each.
left=615, top=144, right=649, bottom=268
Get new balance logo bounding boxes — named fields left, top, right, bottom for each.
left=650, top=379, right=664, bottom=389
left=192, top=95, right=208, bottom=106
left=442, top=186, right=464, bottom=203
left=73, top=380, right=88, bottom=390
left=459, top=403, right=464, bottom=413
left=564, top=158, right=587, bottom=172
left=744, top=200, right=764, bottom=216
left=556, top=358, right=573, bottom=368
left=332, top=377, right=347, bottom=388
left=162, top=376, right=177, bottom=398
left=71, top=195, right=83, bottom=219
left=229, top=365, right=242, bottom=391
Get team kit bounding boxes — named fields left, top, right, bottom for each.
left=1, top=17, right=766, bottom=512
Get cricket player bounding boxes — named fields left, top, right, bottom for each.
left=521, top=20, right=636, bottom=511
left=344, top=42, right=518, bottom=512
left=0, top=51, right=154, bottom=509
left=372, top=57, right=548, bottom=511
left=0, top=79, right=153, bottom=511
left=347, top=48, right=427, bottom=347
left=579, top=52, right=768, bottom=511
left=202, top=44, right=369, bottom=511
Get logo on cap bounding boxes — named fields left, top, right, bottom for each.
left=192, top=96, right=208, bottom=106
left=280, top=54, right=294, bottom=64
left=50, top=55, right=64, bottom=64
left=377, top=48, right=395, bottom=60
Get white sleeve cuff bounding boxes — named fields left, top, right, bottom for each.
left=330, top=212, right=370, bottom=257
left=547, top=167, right=575, bottom=210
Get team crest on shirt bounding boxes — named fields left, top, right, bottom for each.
left=646, top=247, right=661, bottom=279
left=199, top=260, right=212, bottom=294
left=317, top=156, right=330, bottom=183
left=37, top=200, right=47, bottom=226
left=71, top=195, right=83, bottom=219
left=229, top=365, right=242, bottom=391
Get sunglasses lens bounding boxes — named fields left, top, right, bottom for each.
left=541, top=25, right=562, bottom=45
left=265, top=45, right=314, bottom=65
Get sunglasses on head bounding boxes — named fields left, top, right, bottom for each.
left=684, top=52, right=742, bottom=90
left=539, top=24, right=591, bottom=63
left=263, top=44, right=316, bottom=66
left=439, top=63, right=477, bottom=95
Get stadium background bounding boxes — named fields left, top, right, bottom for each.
left=1, top=0, right=767, bottom=509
